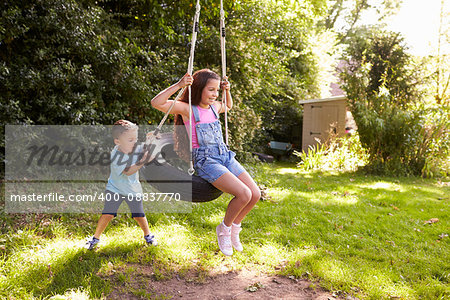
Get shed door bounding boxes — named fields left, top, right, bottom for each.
left=310, top=105, right=339, bottom=142
left=322, top=105, right=339, bottom=140
left=310, top=105, right=322, bottom=137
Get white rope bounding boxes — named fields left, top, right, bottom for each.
left=220, top=0, right=228, bottom=146
left=145, top=0, right=200, bottom=177
left=187, top=0, right=201, bottom=175
left=145, top=87, right=185, bottom=148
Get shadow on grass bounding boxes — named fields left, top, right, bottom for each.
left=2, top=163, right=449, bottom=299
left=1, top=233, right=151, bottom=298
left=163, top=163, right=449, bottom=298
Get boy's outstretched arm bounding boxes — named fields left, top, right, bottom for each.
left=122, top=132, right=157, bottom=176
left=122, top=150, right=153, bottom=176
left=151, top=73, right=193, bottom=117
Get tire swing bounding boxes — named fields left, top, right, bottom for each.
left=141, top=0, right=229, bottom=203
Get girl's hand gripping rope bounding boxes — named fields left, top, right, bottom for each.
left=221, top=76, right=230, bottom=91
left=176, top=73, right=194, bottom=89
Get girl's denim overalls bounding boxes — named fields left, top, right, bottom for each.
left=191, top=104, right=245, bottom=183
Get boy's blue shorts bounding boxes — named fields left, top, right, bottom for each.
left=101, top=190, right=145, bottom=218
left=193, top=146, right=246, bottom=183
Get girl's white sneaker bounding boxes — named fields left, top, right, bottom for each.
left=231, top=224, right=243, bottom=252
left=216, top=223, right=233, bottom=256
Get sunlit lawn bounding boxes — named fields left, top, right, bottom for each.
left=1, top=162, right=449, bottom=299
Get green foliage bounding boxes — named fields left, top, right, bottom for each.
left=349, top=96, right=449, bottom=177
left=340, top=26, right=450, bottom=177
left=2, top=163, right=449, bottom=299
left=342, top=27, right=422, bottom=107
left=322, top=0, right=402, bottom=42
left=0, top=0, right=158, bottom=126
left=0, top=0, right=331, bottom=156
left=216, top=0, right=328, bottom=151
left=414, top=106, right=450, bottom=178
left=294, top=133, right=368, bottom=172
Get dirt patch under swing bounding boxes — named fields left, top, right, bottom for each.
left=104, top=265, right=354, bottom=299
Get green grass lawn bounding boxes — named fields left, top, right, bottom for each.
left=1, top=162, right=449, bottom=299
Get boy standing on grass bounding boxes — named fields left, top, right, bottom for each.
left=84, top=120, right=157, bottom=249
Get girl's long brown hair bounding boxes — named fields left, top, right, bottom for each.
left=173, top=68, right=221, bottom=161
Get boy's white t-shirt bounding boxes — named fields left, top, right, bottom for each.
left=105, top=144, right=143, bottom=196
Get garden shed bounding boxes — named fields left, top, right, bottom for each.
left=299, top=95, right=353, bottom=152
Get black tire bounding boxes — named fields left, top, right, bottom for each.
left=141, top=132, right=223, bottom=203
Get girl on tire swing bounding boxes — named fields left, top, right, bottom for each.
left=151, top=69, right=261, bottom=256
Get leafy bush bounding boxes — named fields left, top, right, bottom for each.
left=294, top=133, right=369, bottom=172
left=0, top=0, right=159, bottom=126
left=415, top=106, right=449, bottom=177
left=0, top=0, right=329, bottom=157
left=340, top=26, right=449, bottom=177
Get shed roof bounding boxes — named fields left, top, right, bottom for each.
left=299, top=95, right=346, bottom=105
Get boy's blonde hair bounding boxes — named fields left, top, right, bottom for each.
left=112, top=120, right=138, bottom=139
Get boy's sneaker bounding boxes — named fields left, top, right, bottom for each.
left=231, top=224, right=243, bottom=252
left=216, top=223, right=233, bottom=256
left=144, top=234, right=158, bottom=246
left=84, top=236, right=99, bottom=250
